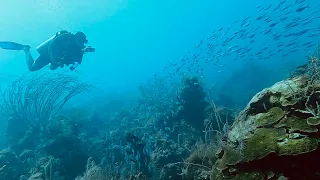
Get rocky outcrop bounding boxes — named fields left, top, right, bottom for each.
left=212, top=76, right=320, bottom=179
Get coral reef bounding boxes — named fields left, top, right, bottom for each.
left=1, top=72, right=91, bottom=153
left=0, top=148, right=24, bottom=179
left=212, top=75, right=320, bottom=179
left=2, top=61, right=320, bottom=180
left=151, top=139, right=190, bottom=180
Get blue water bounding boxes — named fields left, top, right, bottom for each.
left=0, top=0, right=318, bottom=119
left=0, top=0, right=318, bottom=122
left=0, top=0, right=319, bottom=179
left=1, top=0, right=314, bottom=89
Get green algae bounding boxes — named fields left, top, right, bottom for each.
left=279, top=95, right=298, bottom=107
left=255, top=107, right=285, bottom=127
left=217, top=149, right=242, bottom=171
left=307, top=117, right=320, bottom=126
left=212, top=171, right=266, bottom=180
left=242, top=128, right=286, bottom=162
left=275, top=116, right=318, bottom=133
left=278, top=137, right=318, bottom=156
left=217, top=128, right=286, bottom=173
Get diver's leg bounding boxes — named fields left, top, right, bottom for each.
left=23, top=50, right=50, bottom=71
left=23, top=48, right=36, bottom=71
left=30, top=55, right=50, bottom=71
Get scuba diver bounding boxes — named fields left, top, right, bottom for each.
left=0, top=30, right=95, bottom=71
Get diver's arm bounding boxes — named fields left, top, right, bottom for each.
left=68, top=46, right=95, bottom=71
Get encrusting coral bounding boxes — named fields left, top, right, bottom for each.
left=212, top=75, right=320, bottom=179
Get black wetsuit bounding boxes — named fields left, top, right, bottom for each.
left=29, top=31, right=84, bottom=71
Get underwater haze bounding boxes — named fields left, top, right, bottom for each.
left=0, top=0, right=297, bottom=91
left=0, top=0, right=320, bottom=179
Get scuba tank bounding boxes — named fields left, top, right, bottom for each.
left=35, top=34, right=56, bottom=55
left=36, top=30, right=87, bottom=66
left=35, top=30, right=68, bottom=55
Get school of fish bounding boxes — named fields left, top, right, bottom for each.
left=162, top=0, right=320, bottom=79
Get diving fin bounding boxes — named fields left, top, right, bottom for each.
left=0, top=41, right=30, bottom=50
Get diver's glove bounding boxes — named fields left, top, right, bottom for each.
left=70, top=62, right=79, bottom=71
left=70, top=66, right=77, bottom=71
